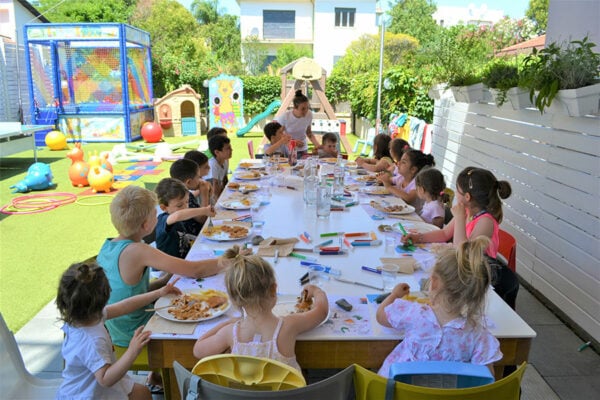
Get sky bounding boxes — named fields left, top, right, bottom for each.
left=176, top=1, right=530, bottom=19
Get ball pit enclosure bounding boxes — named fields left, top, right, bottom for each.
left=24, top=23, right=154, bottom=143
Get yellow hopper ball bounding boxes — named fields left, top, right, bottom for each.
left=45, top=130, right=67, bottom=150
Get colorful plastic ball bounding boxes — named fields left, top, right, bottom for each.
left=45, top=130, right=67, bottom=150
left=141, top=122, right=163, bottom=143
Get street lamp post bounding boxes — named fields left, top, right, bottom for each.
left=375, top=6, right=385, bottom=135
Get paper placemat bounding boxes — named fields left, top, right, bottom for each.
left=143, top=314, right=197, bottom=335
left=213, top=210, right=240, bottom=220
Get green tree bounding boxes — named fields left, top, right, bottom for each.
left=38, top=0, right=133, bottom=23
left=526, top=0, right=549, bottom=33
left=198, top=14, right=242, bottom=73
left=271, top=44, right=313, bottom=70
left=241, top=36, right=268, bottom=76
left=191, top=0, right=222, bottom=24
left=388, top=0, right=439, bottom=46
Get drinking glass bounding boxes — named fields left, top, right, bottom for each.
left=381, top=263, right=400, bottom=291
left=316, top=184, right=332, bottom=219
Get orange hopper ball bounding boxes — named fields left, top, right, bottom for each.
left=141, top=122, right=163, bottom=143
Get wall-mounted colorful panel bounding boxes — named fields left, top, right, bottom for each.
left=208, top=74, right=245, bottom=135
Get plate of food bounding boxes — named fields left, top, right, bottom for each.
left=203, top=223, right=250, bottom=241
left=320, top=157, right=338, bottom=164
left=234, top=171, right=263, bottom=180
left=238, top=162, right=264, bottom=169
left=355, top=175, right=378, bottom=183
left=370, top=200, right=415, bottom=215
left=272, top=291, right=330, bottom=326
left=154, top=289, right=231, bottom=323
left=219, top=198, right=254, bottom=210
left=345, top=161, right=358, bottom=168
left=361, top=186, right=390, bottom=195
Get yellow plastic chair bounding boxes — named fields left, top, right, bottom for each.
left=175, top=361, right=353, bottom=400
left=113, top=345, right=150, bottom=371
left=191, top=354, right=306, bottom=391
left=354, top=363, right=526, bottom=400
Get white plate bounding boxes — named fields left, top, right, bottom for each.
left=238, top=162, right=265, bottom=170
left=154, top=290, right=231, bottom=323
left=202, top=224, right=250, bottom=241
left=234, top=172, right=263, bottom=180
left=370, top=200, right=415, bottom=215
left=219, top=199, right=254, bottom=210
left=361, top=186, right=390, bottom=195
left=272, top=301, right=330, bottom=326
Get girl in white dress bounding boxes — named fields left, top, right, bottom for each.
left=415, top=167, right=448, bottom=228
left=193, top=246, right=328, bottom=371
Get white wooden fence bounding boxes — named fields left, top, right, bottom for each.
left=431, top=92, right=600, bottom=342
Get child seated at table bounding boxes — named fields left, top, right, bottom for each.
left=377, top=148, right=434, bottom=214
left=355, top=133, right=394, bottom=173
left=415, top=167, right=448, bottom=228
left=207, top=134, right=232, bottom=198
left=401, top=166, right=519, bottom=309
left=192, top=246, right=329, bottom=371
left=55, top=261, right=181, bottom=400
left=97, top=185, right=225, bottom=350
left=183, top=150, right=213, bottom=203
left=376, top=237, right=502, bottom=377
left=317, top=132, right=339, bottom=158
left=263, top=121, right=291, bottom=157
left=169, top=158, right=212, bottom=236
left=155, top=177, right=215, bottom=259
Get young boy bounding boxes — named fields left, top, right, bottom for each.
left=207, top=134, right=232, bottom=198
left=206, top=126, right=227, bottom=141
left=184, top=150, right=213, bottom=203
left=155, top=177, right=215, bottom=259
left=96, top=185, right=225, bottom=349
left=170, top=158, right=212, bottom=236
left=263, top=121, right=291, bottom=157
left=317, top=132, right=339, bottom=158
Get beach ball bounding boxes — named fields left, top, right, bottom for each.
left=141, top=122, right=163, bottom=143
left=45, top=130, right=67, bottom=150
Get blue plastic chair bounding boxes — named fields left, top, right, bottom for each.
left=389, top=361, right=494, bottom=388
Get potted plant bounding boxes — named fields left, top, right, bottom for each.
left=482, top=58, right=520, bottom=107
left=448, top=70, right=485, bottom=103
left=519, top=36, right=600, bottom=116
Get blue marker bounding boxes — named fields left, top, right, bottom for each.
left=301, top=263, right=342, bottom=276
left=361, top=266, right=381, bottom=274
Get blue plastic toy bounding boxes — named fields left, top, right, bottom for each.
left=10, top=163, right=54, bottom=193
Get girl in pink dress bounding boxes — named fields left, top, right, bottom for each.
left=376, top=237, right=502, bottom=377
left=415, top=167, right=448, bottom=228
left=193, top=246, right=329, bottom=371
left=402, top=167, right=519, bottom=308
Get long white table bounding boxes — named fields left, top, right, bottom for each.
left=147, top=162, right=536, bottom=399
left=0, top=123, right=53, bottom=162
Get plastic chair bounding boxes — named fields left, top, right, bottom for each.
left=191, top=354, right=306, bottom=390
left=443, top=188, right=455, bottom=225
left=0, top=313, right=62, bottom=399
left=353, top=128, right=376, bottom=156
left=389, top=361, right=494, bottom=388
left=175, top=361, right=355, bottom=399
left=113, top=345, right=150, bottom=371
left=247, top=140, right=255, bottom=159
left=354, top=363, right=526, bottom=400
left=498, top=229, right=517, bottom=273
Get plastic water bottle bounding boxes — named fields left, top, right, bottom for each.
left=303, top=158, right=318, bottom=205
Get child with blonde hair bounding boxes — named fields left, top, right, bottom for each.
left=193, top=246, right=328, bottom=371
left=377, top=237, right=502, bottom=377
left=55, top=261, right=181, bottom=400
left=415, top=167, right=448, bottom=228
left=402, top=166, right=519, bottom=308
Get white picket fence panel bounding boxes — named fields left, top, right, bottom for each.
left=430, top=93, right=600, bottom=341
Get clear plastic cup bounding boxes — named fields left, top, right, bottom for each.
left=381, top=263, right=400, bottom=291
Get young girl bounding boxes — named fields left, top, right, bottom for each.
left=193, top=246, right=329, bottom=371
left=55, top=261, right=181, bottom=400
left=415, top=167, right=448, bottom=228
left=355, top=133, right=394, bottom=173
left=378, top=148, right=435, bottom=214
left=402, top=166, right=519, bottom=308
left=376, top=238, right=502, bottom=377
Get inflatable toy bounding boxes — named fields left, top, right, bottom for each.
left=67, top=143, right=90, bottom=187
left=45, top=130, right=67, bottom=150
left=88, top=166, right=114, bottom=193
left=9, top=162, right=54, bottom=193
left=141, top=122, right=163, bottom=143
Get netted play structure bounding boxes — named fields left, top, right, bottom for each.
left=24, top=23, right=154, bottom=142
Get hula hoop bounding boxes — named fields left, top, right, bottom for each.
left=76, top=195, right=114, bottom=206
left=1, top=192, right=77, bottom=215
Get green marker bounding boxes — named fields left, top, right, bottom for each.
left=320, top=232, right=343, bottom=237
left=290, top=252, right=318, bottom=262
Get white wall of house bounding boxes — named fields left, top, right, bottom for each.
left=239, top=0, right=378, bottom=74
left=546, top=0, right=599, bottom=46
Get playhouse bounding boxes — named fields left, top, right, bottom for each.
left=154, top=85, right=202, bottom=137
left=24, top=23, right=154, bottom=143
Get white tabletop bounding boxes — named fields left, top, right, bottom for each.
left=151, top=161, right=536, bottom=342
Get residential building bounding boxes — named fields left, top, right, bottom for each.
left=238, top=0, right=379, bottom=75
left=433, top=4, right=505, bottom=28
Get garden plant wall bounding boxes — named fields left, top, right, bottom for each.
left=430, top=91, right=599, bottom=342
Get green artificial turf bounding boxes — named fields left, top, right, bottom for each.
left=0, top=131, right=359, bottom=332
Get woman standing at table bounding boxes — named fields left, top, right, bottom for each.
left=275, top=90, right=321, bottom=158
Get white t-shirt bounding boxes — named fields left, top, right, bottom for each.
left=57, top=310, right=134, bottom=400
left=275, top=110, right=313, bottom=152
left=420, top=199, right=445, bottom=225
left=208, top=156, right=229, bottom=184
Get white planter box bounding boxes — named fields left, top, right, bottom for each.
left=507, top=87, right=533, bottom=110
left=450, top=83, right=485, bottom=103
left=553, top=83, right=600, bottom=117
left=428, top=84, right=445, bottom=100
